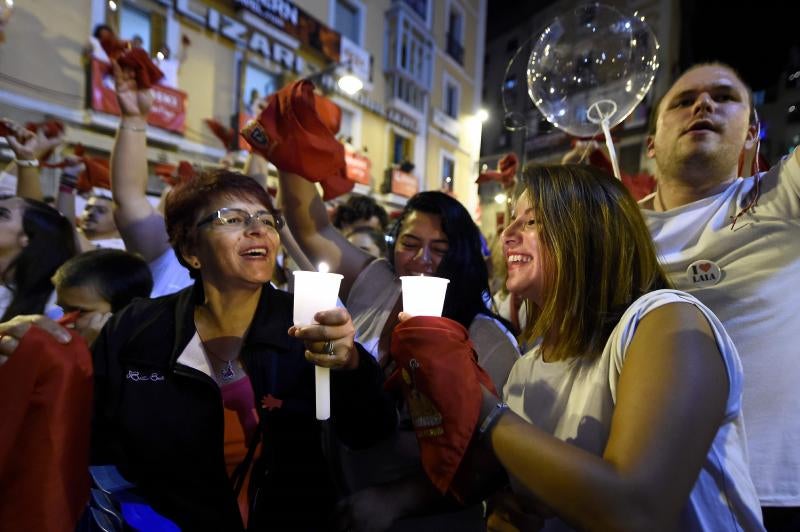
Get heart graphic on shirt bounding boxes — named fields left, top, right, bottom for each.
left=699, top=263, right=712, bottom=272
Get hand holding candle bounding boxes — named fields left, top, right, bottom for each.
left=292, top=263, right=344, bottom=420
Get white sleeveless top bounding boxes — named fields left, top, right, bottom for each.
left=504, top=289, right=764, bottom=531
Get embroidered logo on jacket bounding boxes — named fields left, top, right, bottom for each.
left=126, top=370, right=165, bottom=382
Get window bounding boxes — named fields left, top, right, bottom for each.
left=445, top=2, right=464, bottom=64
left=441, top=155, right=455, bottom=192
left=119, top=5, right=153, bottom=54
left=402, top=0, right=429, bottom=23
left=385, top=6, right=433, bottom=112
left=333, top=0, right=363, bottom=45
left=340, top=107, right=355, bottom=142
left=242, top=64, right=280, bottom=117
left=444, top=79, right=459, bottom=118
left=392, top=131, right=412, bottom=165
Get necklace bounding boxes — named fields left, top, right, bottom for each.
left=194, top=319, right=241, bottom=383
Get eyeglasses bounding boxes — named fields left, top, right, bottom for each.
left=196, top=208, right=284, bottom=231
left=0, top=207, right=11, bottom=221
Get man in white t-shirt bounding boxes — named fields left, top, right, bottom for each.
left=641, top=62, right=800, bottom=531
left=78, top=189, right=125, bottom=251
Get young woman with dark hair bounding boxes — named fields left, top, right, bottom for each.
left=0, top=196, right=76, bottom=321
left=278, top=172, right=520, bottom=530
left=387, top=191, right=506, bottom=332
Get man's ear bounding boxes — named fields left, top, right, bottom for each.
left=743, top=122, right=759, bottom=151
left=17, top=233, right=29, bottom=249
left=646, top=134, right=656, bottom=159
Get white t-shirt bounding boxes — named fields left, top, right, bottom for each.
left=0, top=171, right=17, bottom=196
left=504, top=290, right=764, bottom=531
left=148, top=247, right=193, bottom=298
left=90, top=237, right=126, bottom=250
left=642, top=151, right=800, bottom=506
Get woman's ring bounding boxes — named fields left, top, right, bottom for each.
left=323, top=339, right=335, bottom=355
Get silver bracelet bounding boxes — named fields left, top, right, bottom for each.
left=119, top=123, right=146, bottom=132
left=479, top=402, right=509, bottom=441
left=15, top=158, right=39, bottom=167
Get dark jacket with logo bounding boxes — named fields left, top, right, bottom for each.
left=91, top=282, right=396, bottom=531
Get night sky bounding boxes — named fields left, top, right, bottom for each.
left=486, top=0, right=800, bottom=90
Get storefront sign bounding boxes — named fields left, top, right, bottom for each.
left=233, top=0, right=341, bottom=63
left=154, top=0, right=305, bottom=73
left=390, top=168, right=418, bottom=198
left=386, top=107, right=419, bottom=134
left=345, top=149, right=371, bottom=185
left=90, top=60, right=187, bottom=134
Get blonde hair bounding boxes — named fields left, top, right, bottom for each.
left=518, top=164, right=671, bottom=361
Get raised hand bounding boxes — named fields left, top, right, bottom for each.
left=1, top=118, right=64, bottom=161
left=111, top=60, right=153, bottom=118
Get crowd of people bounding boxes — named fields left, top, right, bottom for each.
left=0, top=33, right=797, bottom=532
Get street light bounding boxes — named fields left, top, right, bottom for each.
left=477, top=108, right=489, bottom=122
left=306, top=61, right=363, bottom=96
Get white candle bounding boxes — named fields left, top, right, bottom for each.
left=293, top=267, right=343, bottom=420
left=399, top=275, right=450, bottom=317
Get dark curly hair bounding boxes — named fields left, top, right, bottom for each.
left=333, top=194, right=389, bottom=231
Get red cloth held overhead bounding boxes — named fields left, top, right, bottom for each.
left=76, top=156, right=111, bottom=193
left=240, top=80, right=352, bottom=201
left=476, top=152, right=519, bottom=188
left=386, top=316, right=499, bottom=503
left=204, top=118, right=235, bottom=150
left=155, top=160, right=196, bottom=187
left=99, top=34, right=163, bottom=89
left=0, top=326, right=93, bottom=531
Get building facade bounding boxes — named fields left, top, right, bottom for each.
left=0, top=0, right=487, bottom=217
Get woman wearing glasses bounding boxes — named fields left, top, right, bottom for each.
left=91, top=170, right=395, bottom=531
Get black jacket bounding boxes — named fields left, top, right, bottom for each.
left=91, top=283, right=396, bottom=531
